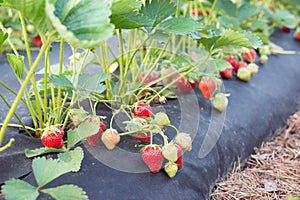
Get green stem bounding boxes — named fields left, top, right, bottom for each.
left=19, top=12, right=32, bottom=67
left=0, top=94, right=32, bottom=136
left=0, top=123, right=36, bottom=132
left=55, top=38, right=65, bottom=124
left=176, top=0, right=181, bottom=16
left=0, top=138, right=15, bottom=152
left=117, top=29, right=126, bottom=96
left=0, top=34, right=54, bottom=145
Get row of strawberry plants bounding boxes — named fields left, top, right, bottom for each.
left=0, top=0, right=299, bottom=199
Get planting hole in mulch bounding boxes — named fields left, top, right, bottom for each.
left=211, top=105, right=300, bottom=200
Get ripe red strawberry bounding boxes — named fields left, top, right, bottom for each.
left=138, top=73, right=159, bottom=87
left=176, top=76, right=197, bottom=93
left=41, top=126, right=64, bottom=148
left=161, top=67, right=177, bottom=86
left=191, top=9, right=202, bottom=17
left=87, top=120, right=106, bottom=146
left=101, top=128, right=120, bottom=150
left=281, top=26, right=292, bottom=32
left=220, top=68, right=233, bottom=79
left=198, top=78, right=217, bottom=99
left=294, top=28, right=300, bottom=41
left=226, top=56, right=238, bottom=70
left=235, top=61, right=248, bottom=72
left=31, top=35, right=42, bottom=47
left=175, top=144, right=183, bottom=170
left=242, top=49, right=257, bottom=63
left=132, top=102, right=152, bottom=117
left=141, top=145, right=164, bottom=173
left=130, top=118, right=151, bottom=143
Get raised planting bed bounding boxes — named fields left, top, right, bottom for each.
left=1, top=29, right=300, bottom=200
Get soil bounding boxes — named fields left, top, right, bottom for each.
left=211, top=106, right=300, bottom=200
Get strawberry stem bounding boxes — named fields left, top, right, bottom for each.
left=0, top=138, right=15, bottom=152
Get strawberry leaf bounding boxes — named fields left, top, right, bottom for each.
left=58, top=147, right=84, bottom=172
left=241, top=30, right=262, bottom=49
left=25, top=147, right=65, bottom=158
left=41, top=184, right=88, bottom=200
left=158, top=16, right=202, bottom=35
left=111, top=0, right=141, bottom=15
left=141, top=0, right=176, bottom=31
left=49, top=74, right=74, bottom=89
left=214, top=60, right=233, bottom=72
left=212, top=29, right=261, bottom=51
left=237, top=3, right=258, bottom=22
left=6, top=54, right=25, bottom=81
left=2, top=0, right=49, bottom=33
left=110, top=12, right=151, bottom=29
left=217, top=16, right=240, bottom=29
left=0, top=31, right=8, bottom=47
left=46, top=0, right=114, bottom=49
left=32, top=147, right=84, bottom=187
left=2, top=179, right=39, bottom=200
left=216, top=0, right=237, bottom=17
left=78, top=72, right=109, bottom=94
left=67, top=117, right=100, bottom=149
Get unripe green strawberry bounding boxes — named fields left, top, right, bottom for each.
left=237, top=68, right=251, bottom=82
left=162, top=143, right=178, bottom=162
left=212, top=93, right=228, bottom=112
left=164, top=162, right=178, bottom=178
left=175, top=133, right=192, bottom=152
left=26, top=24, right=35, bottom=34
left=260, top=55, right=268, bottom=64
left=247, top=63, right=259, bottom=76
left=259, top=45, right=271, bottom=56
left=101, top=128, right=120, bottom=150
left=153, top=112, right=170, bottom=127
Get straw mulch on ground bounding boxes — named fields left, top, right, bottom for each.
left=211, top=110, right=300, bottom=200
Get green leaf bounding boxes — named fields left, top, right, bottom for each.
left=110, top=12, right=150, bottom=29
left=49, top=74, right=74, bottom=88
left=212, top=30, right=259, bottom=51
left=158, top=16, right=201, bottom=35
left=78, top=72, right=109, bottom=93
left=58, top=147, right=84, bottom=172
left=2, top=179, right=39, bottom=200
left=216, top=0, right=237, bottom=17
left=3, top=0, right=49, bottom=33
left=0, top=31, right=8, bottom=47
left=32, top=147, right=84, bottom=187
left=46, top=0, right=114, bottom=49
left=198, top=36, right=221, bottom=51
left=6, top=54, right=25, bottom=80
left=237, top=3, right=258, bottom=21
left=41, top=185, right=88, bottom=200
left=241, top=30, right=262, bottom=49
left=217, top=16, right=240, bottom=29
left=141, top=0, right=176, bottom=30
left=67, top=117, right=100, bottom=149
left=111, top=0, right=141, bottom=15
left=25, top=147, right=65, bottom=158
left=248, top=19, right=268, bottom=31
left=36, top=63, right=67, bottom=75
left=214, top=60, right=232, bottom=72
